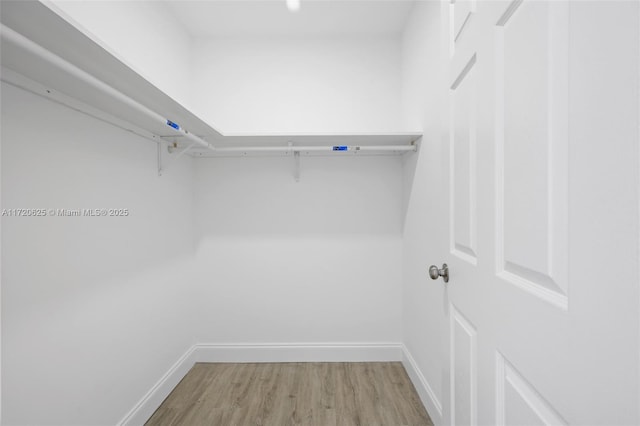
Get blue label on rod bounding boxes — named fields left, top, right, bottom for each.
left=166, top=120, right=180, bottom=130
left=333, top=146, right=348, bottom=151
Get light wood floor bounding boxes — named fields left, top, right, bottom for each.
left=146, top=362, right=433, bottom=426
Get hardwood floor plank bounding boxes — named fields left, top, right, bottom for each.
left=145, top=362, right=433, bottom=426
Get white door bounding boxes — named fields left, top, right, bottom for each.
left=440, top=0, right=640, bottom=424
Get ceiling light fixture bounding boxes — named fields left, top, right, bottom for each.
left=286, top=0, right=300, bottom=12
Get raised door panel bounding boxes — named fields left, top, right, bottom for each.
left=495, top=0, right=569, bottom=309
left=496, top=353, right=567, bottom=426
left=450, top=54, right=478, bottom=265
left=452, top=0, right=477, bottom=45
left=450, top=304, right=477, bottom=426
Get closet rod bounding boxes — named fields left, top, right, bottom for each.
left=0, top=24, right=216, bottom=153
left=209, top=145, right=416, bottom=153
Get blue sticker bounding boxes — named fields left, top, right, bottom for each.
left=333, top=146, right=348, bottom=151
left=166, top=120, right=180, bottom=130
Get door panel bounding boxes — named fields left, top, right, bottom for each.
left=496, top=353, right=567, bottom=426
left=450, top=0, right=476, bottom=47
left=450, top=54, right=478, bottom=265
left=450, top=304, right=478, bottom=426
left=495, top=0, right=569, bottom=308
left=452, top=0, right=476, bottom=44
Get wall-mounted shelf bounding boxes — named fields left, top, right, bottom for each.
left=0, top=1, right=422, bottom=169
left=179, top=132, right=420, bottom=158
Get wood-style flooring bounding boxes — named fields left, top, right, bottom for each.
left=145, top=362, right=433, bottom=426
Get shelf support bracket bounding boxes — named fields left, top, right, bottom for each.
left=288, top=141, right=300, bottom=182
left=158, top=141, right=196, bottom=176
left=294, top=151, right=300, bottom=182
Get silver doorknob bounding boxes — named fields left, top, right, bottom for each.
left=429, top=263, right=449, bottom=283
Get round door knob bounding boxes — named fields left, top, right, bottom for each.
left=429, top=263, right=449, bottom=283
left=429, top=265, right=440, bottom=280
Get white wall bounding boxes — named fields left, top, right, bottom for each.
left=192, top=156, right=403, bottom=344
left=47, top=0, right=193, bottom=109
left=45, top=4, right=404, bottom=134
left=190, top=35, right=403, bottom=132
left=1, top=83, right=197, bottom=425
left=400, top=1, right=448, bottom=422
left=187, top=31, right=407, bottom=344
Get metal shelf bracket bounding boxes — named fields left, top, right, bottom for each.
left=288, top=141, right=301, bottom=182
left=158, top=140, right=197, bottom=176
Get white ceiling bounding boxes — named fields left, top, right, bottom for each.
left=162, top=0, right=416, bottom=37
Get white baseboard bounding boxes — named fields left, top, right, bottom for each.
left=117, top=345, right=198, bottom=426
left=193, top=342, right=402, bottom=363
left=401, top=344, right=443, bottom=425
left=119, top=342, right=402, bottom=426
